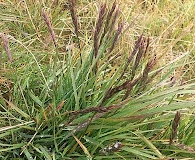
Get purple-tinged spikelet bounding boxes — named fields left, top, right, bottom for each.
left=109, top=22, right=124, bottom=53
left=69, top=0, right=79, bottom=37
left=42, top=10, right=57, bottom=48
left=170, top=111, right=180, bottom=145
left=94, top=4, right=107, bottom=58
left=1, top=33, right=12, bottom=62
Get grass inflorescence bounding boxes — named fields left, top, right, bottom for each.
left=0, top=0, right=195, bottom=159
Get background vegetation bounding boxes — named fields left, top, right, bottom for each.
left=0, top=0, right=195, bottom=159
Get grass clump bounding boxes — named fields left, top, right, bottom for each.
left=0, top=0, right=195, bottom=159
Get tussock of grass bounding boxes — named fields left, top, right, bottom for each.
left=0, top=0, right=195, bottom=159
